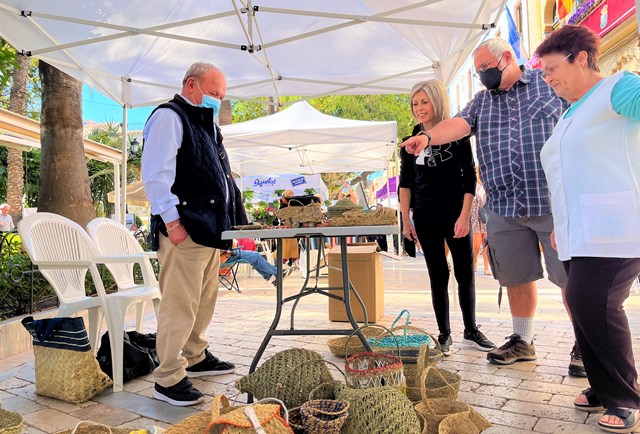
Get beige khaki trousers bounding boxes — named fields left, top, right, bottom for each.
left=154, top=234, right=220, bottom=387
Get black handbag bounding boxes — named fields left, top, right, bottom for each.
left=97, top=331, right=159, bottom=382
left=478, top=206, right=488, bottom=225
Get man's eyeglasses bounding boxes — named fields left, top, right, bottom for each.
left=541, top=53, right=572, bottom=80
left=477, top=54, right=503, bottom=74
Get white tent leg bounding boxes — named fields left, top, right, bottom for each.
left=121, top=104, right=128, bottom=225
left=395, top=146, right=403, bottom=257
left=113, top=162, right=121, bottom=223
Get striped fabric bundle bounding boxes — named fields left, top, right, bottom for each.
left=21, top=316, right=112, bottom=403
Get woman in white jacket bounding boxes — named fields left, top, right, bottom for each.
left=538, top=25, right=640, bottom=433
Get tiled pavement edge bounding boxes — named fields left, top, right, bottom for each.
left=2, top=255, right=640, bottom=433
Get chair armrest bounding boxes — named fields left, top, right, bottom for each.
left=96, top=255, right=157, bottom=286
left=33, top=259, right=94, bottom=269
left=143, top=251, right=157, bottom=260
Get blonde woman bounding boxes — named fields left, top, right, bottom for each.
left=399, top=79, right=494, bottom=355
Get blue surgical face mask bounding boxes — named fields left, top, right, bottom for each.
left=196, top=81, right=221, bottom=119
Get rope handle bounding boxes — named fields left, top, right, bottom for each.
left=390, top=309, right=410, bottom=329
left=210, top=394, right=290, bottom=424
left=419, top=365, right=458, bottom=404
left=416, top=335, right=443, bottom=372
left=308, top=382, right=339, bottom=401
left=344, top=324, right=401, bottom=359
left=70, top=421, right=112, bottom=434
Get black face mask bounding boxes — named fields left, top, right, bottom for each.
left=478, top=56, right=507, bottom=90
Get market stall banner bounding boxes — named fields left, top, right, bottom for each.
left=240, top=174, right=330, bottom=203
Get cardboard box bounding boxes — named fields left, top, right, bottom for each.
left=328, top=243, right=384, bottom=323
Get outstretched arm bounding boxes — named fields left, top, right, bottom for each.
left=401, top=117, right=471, bottom=156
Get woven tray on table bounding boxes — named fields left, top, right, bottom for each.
left=328, top=207, right=396, bottom=227
left=326, top=199, right=360, bottom=219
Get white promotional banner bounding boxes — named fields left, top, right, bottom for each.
left=240, top=174, right=330, bottom=203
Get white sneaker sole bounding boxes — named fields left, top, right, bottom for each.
left=186, top=367, right=236, bottom=377
left=152, top=389, right=204, bottom=406
left=463, top=338, right=494, bottom=352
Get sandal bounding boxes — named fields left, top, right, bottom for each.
left=598, top=407, right=640, bottom=433
left=574, top=388, right=605, bottom=412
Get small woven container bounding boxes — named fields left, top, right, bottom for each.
left=327, top=199, right=360, bottom=218
left=326, top=327, right=385, bottom=357
left=439, top=413, right=479, bottom=434
left=335, top=384, right=421, bottom=434
left=415, top=399, right=470, bottom=434
left=0, top=409, right=23, bottom=434
left=300, top=399, right=350, bottom=434
left=419, top=365, right=461, bottom=401
left=55, top=421, right=139, bottom=434
left=468, top=408, right=492, bottom=432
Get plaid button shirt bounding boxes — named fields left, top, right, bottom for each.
left=456, top=68, right=568, bottom=218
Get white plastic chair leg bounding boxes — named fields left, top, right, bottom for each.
left=87, top=307, right=105, bottom=355
left=135, top=302, right=145, bottom=332
left=106, top=306, right=126, bottom=393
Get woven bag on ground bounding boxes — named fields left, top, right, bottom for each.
left=334, top=383, right=421, bottom=434
left=237, top=349, right=334, bottom=409
left=468, top=408, right=492, bottom=432
left=0, top=408, right=23, bottom=434
left=21, top=316, right=112, bottom=404
left=206, top=395, right=293, bottom=434
left=287, top=407, right=305, bottom=434
left=299, top=399, right=349, bottom=434
left=405, top=343, right=436, bottom=403
left=415, top=398, right=471, bottom=434
left=344, top=326, right=406, bottom=392
left=438, top=413, right=480, bottom=434
left=419, top=365, right=461, bottom=401
left=55, top=421, right=146, bottom=434
left=370, top=311, right=433, bottom=361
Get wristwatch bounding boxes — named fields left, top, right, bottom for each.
left=418, top=130, right=432, bottom=146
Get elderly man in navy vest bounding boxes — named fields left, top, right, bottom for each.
left=142, top=62, right=247, bottom=406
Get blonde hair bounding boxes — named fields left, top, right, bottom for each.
left=282, top=190, right=295, bottom=198
left=473, top=38, right=516, bottom=59
left=409, top=79, right=450, bottom=125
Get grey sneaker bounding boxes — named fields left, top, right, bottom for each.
left=487, top=334, right=537, bottom=365
left=438, top=333, right=452, bottom=356
left=568, top=341, right=587, bottom=377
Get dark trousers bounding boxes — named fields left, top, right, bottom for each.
left=564, top=257, right=640, bottom=409
left=413, top=207, right=476, bottom=335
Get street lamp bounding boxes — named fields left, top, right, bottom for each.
left=129, top=137, right=140, bottom=158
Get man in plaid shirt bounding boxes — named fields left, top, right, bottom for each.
left=403, top=38, right=584, bottom=377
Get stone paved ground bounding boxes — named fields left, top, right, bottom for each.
left=2, top=254, right=640, bottom=433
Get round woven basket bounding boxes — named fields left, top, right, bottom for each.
left=415, top=399, right=470, bottom=434
left=288, top=407, right=305, bottom=434
left=439, top=413, right=480, bottom=434
left=300, top=399, right=350, bottom=434
left=326, top=327, right=384, bottom=357
left=327, top=199, right=360, bottom=219
left=0, top=409, right=23, bottom=434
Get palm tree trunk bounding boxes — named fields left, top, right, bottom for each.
left=6, top=55, right=29, bottom=224
left=38, top=61, right=95, bottom=227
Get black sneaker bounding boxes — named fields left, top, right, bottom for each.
left=153, top=376, right=204, bottom=407
left=463, top=326, right=495, bottom=352
left=438, top=333, right=453, bottom=356
left=186, top=350, right=236, bottom=377
left=568, top=341, right=587, bottom=377
left=487, top=334, right=537, bottom=365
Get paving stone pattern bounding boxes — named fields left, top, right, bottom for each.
left=2, top=255, right=640, bottom=433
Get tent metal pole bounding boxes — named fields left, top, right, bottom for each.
left=121, top=104, right=128, bottom=225
left=395, top=146, right=402, bottom=257
left=113, top=162, right=121, bottom=225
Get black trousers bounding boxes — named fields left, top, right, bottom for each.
left=564, top=257, right=640, bottom=409
left=413, top=206, right=476, bottom=335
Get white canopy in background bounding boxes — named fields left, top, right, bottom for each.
left=0, top=1, right=507, bottom=108
left=239, top=174, right=330, bottom=203
left=222, top=101, right=397, bottom=175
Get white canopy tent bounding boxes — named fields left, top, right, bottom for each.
left=0, top=0, right=508, bottom=221
left=222, top=101, right=397, bottom=176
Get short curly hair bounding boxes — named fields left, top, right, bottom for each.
left=535, top=25, right=600, bottom=71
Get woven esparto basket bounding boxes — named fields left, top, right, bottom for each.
left=326, top=327, right=384, bottom=357
left=300, top=399, right=350, bottom=434
left=439, top=413, right=480, bottom=434
left=0, top=408, right=23, bottom=434
left=287, top=407, right=305, bottom=434
left=344, top=325, right=406, bottom=392
left=55, top=421, right=142, bottom=434
left=415, top=398, right=470, bottom=434
left=165, top=394, right=243, bottom=434
left=419, top=365, right=461, bottom=401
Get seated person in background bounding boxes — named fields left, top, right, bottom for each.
left=221, top=241, right=292, bottom=287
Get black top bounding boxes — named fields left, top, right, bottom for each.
left=399, top=124, right=476, bottom=210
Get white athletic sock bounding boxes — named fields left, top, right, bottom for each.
left=512, top=317, right=534, bottom=344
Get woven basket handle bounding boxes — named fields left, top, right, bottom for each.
left=390, top=309, right=410, bottom=328
left=210, top=394, right=232, bottom=420
left=345, top=324, right=401, bottom=358
left=308, top=382, right=339, bottom=401
left=70, top=421, right=112, bottom=434
left=419, top=365, right=457, bottom=403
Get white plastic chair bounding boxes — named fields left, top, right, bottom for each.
left=18, top=213, right=160, bottom=393
left=86, top=218, right=161, bottom=331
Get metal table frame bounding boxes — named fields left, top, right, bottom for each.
left=222, top=225, right=397, bottom=377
